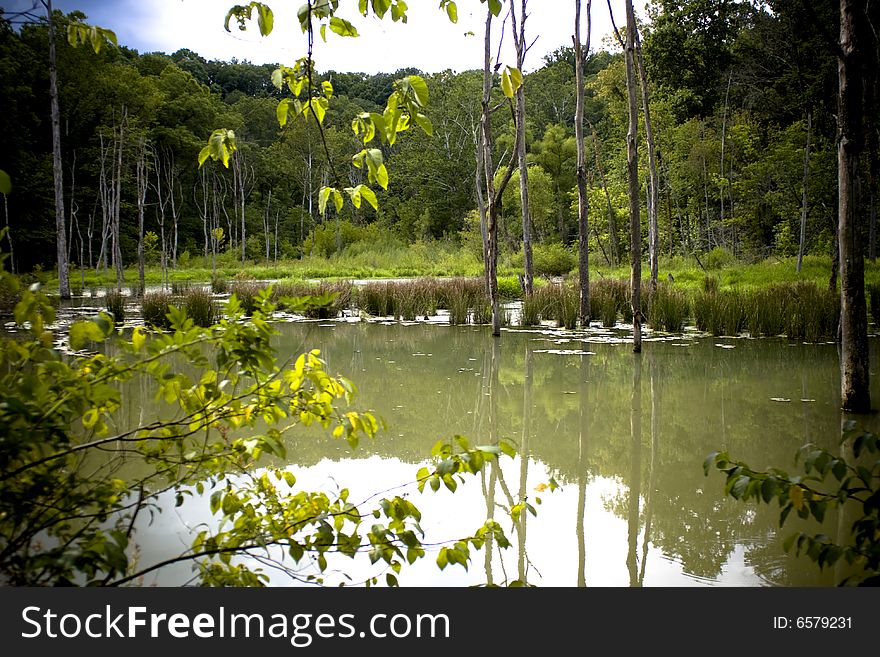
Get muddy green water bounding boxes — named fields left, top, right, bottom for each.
left=122, top=319, right=878, bottom=586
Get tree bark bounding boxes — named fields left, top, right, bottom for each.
left=46, top=0, right=70, bottom=298
left=797, top=108, right=812, bottom=273
left=511, top=1, right=533, bottom=296
left=575, top=0, right=592, bottom=326
left=837, top=0, right=870, bottom=412
left=625, top=0, right=642, bottom=352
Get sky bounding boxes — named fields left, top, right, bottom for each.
left=6, top=0, right=648, bottom=73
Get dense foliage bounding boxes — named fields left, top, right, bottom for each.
left=1, top=1, right=876, bottom=278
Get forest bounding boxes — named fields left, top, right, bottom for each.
left=0, top=1, right=871, bottom=282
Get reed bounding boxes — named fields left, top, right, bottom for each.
left=141, top=291, right=172, bottom=329
left=170, top=281, right=191, bottom=296
left=590, top=279, right=624, bottom=327
left=274, top=281, right=353, bottom=318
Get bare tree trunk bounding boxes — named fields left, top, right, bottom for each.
left=625, top=0, right=642, bottom=352
left=135, top=137, right=148, bottom=297
left=837, top=0, right=870, bottom=412
left=635, top=24, right=659, bottom=290
left=46, top=0, right=70, bottom=298
left=719, top=73, right=732, bottom=240
left=153, top=147, right=168, bottom=289
left=575, top=0, right=592, bottom=326
left=480, top=10, right=519, bottom=337
left=511, top=0, right=533, bottom=296
left=263, top=188, right=272, bottom=262
left=475, top=126, right=491, bottom=296
left=2, top=192, right=13, bottom=274
left=797, top=108, right=812, bottom=273
left=112, top=108, right=126, bottom=290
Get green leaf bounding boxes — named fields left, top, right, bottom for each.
left=322, top=80, right=334, bottom=98
left=256, top=3, right=274, bottom=35
left=69, top=319, right=110, bottom=350
left=0, top=170, right=10, bottom=195
left=405, top=75, right=429, bottom=107
left=359, top=185, right=379, bottom=210
left=445, top=1, right=458, bottom=23
left=318, top=186, right=333, bottom=216
left=501, top=66, right=522, bottom=99
left=329, top=17, right=360, bottom=37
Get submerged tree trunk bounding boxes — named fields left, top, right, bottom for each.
left=46, top=0, right=70, bottom=298
left=625, top=0, right=642, bottom=352
left=511, top=1, right=533, bottom=296
left=837, top=0, right=870, bottom=412
left=797, top=108, right=812, bottom=273
left=575, top=0, right=592, bottom=326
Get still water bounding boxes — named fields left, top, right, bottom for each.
left=124, top=318, right=878, bottom=587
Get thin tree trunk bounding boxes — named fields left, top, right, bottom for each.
left=2, top=192, right=13, bottom=274
left=511, top=0, right=533, bottom=296
left=635, top=24, right=659, bottom=290
left=719, top=73, right=732, bottom=238
left=46, top=0, right=70, bottom=298
left=112, top=108, right=126, bottom=290
left=575, top=0, right=592, bottom=326
left=625, top=0, right=642, bottom=352
left=837, top=0, right=870, bottom=412
left=481, top=9, right=519, bottom=337
left=135, top=137, right=148, bottom=297
left=797, top=108, right=812, bottom=273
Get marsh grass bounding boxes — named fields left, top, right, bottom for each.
left=105, top=289, right=126, bottom=324
left=170, top=281, right=191, bottom=296
left=274, top=281, right=353, bottom=318
left=590, top=279, right=629, bottom=327
left=520, top=293, right=542, bottom=326
left=182, top=287, right=217, bottom=327
left=141, top=291, right=172, bottom=329
left=645, top=283, right=689, bottom=332
left=210, top=276, right=228, bottom=294
left=229, top=281, right=263, bottom=315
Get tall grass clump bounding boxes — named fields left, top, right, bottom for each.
left=183, top=287, right=217, bottom=327
left=534, top=283, right=578, bottom=329
left=170, top=281, right=191, bottom=296
left=589, top=279, right=630, bottom=327
left=357, top=282, right=396, bottom=317
left=211, top=276, right=228, bottom=294
left=141, top=291, right=172, bottom=329
left=747, top=286, right=788, bottom=337
left=645, top=283, right=689, bottom=332
left=229, top=281, right=263, bottom=315
left=274, top=281, right=353, bottom=318
left=520, top=293, right=542, bottom=326
left=784, top=281, right=838, bottom=341
left=692, top=287, right=746, bottom=336
left=105, top=289, right=126, bottom=324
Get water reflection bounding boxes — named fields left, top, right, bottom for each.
left=115, top=321, right=878, bottom=586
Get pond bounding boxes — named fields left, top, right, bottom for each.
left=119, top=316, right=880, bottom=587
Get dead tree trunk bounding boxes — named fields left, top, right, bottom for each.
left=837, top=0, right=870, bottom=412
left=635, top=23, right=659, bottom=290
left=797, top=108, right=812, bottom=273
left=625, top=0, right=642, bottom=352
left=574, top=0, right=592, bottom=326
left=511, top=0, right=533, bottom=296
left=46, top=0, right=70, bottom=298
